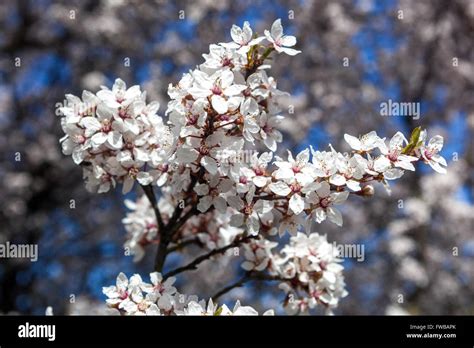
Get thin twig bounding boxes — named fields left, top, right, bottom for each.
left=163, top=234, right=258, bottom=280
left=167, top=237, right=201, bottom=254
left=211, top=274, right=251, bottom=301
left=141, top=184, right=165, bottom=231
left=211, top=271, right=285, bottom=301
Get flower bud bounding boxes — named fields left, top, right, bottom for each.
left=361, top=184, right=375, bottom=197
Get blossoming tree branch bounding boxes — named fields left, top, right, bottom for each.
left=57, top=19, right=447, bottom=315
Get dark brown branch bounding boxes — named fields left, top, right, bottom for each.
left=211, top=271, right=285, bottom=301
left=163, top=234, right=258, bottom=280
left=211, top=273, right=251, bottom=301
left=141, top=184, right=165, bottom=231
left=167, top=237, right=201, bottom=254
left=153, top=169, right=203, bottom=272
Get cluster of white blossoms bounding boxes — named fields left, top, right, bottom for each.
left=103, top=272, right=273, bottom=316
left=241, top=232, right=347, bottom=315
left=58, top=79, right=174, bottom=194
left=122, top=196, right=159, bottom=262
left=224, top=127, right=447, bottom=237
left=59, top=19, right=448, bottom=315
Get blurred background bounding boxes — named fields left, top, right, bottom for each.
left=0, top=0, right=473, bottom=315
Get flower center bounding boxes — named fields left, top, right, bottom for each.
left=211, top=85, right=222, bottom=95
left=244, top=204, right=253, bottom=215
left=74, top=134, right=86, bottom=144
left=388, top=150, right=399, bottom=162
left=158, top=164, right=169, bottom=172
left=119, top=290, right=128, bottom=300
left=101, top=119, right=112, bottom=133
left=263, top=124, right=273, bottom=133
left=199, top=145, right=210, bottom=155
left=222, top=57, right=232, bottom=67
left=138, top=301, right=149, bottom=311
left=118, top=108, right=129, bottom=118
left=100, top=173, right=111, bottom=183
left=187, top=114, right=198, bottom=126
left=290, top=182, right=301, bottom=193
left=319, top=197, right=330, bottom=208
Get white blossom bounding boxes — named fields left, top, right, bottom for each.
left=264, top=19, right=301, bottom=56
left=221, top=21, right=265, bottom=54
left=418, top=130, right=447, bottom=174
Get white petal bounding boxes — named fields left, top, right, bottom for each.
left=81, top=117, right=101, bottom=136
left=233, top=306, right=258, bottom=316
left=220, top=70, right=234, bottom=88
left=214, top=196, right=227, bottom=213
left=428, top=135, right=443, bottom=152
left=91, top=132, right=108, bottom=147
left=107, top=131, right=123, bottom=149
left=270, top=19, right=283, bottom=39
left=289, top=194, right=305, bottom=215
left=281, top=47, right=301, bottom=56
left=344, top=134, right=361, bottom=151
left=263, top=136, right=277, bottom=151
left=125, top=119, right=140, bottom=135
left=122, top=177, right=134, bottom=194
left=176, top=147, right=199, bottom=163
left=201, top=156, right=218, bottom=175
left=383, top=168, right=404, bottom=180
left=374, top=156, right=391, bottom=172
left=116, top=272, right=129, bottom=288
left=211, top=95, right=228, bottom=114
left=224, top=84, right=246, bottom=97
left=230, top=213, right=244, bottom=227
left=280, top=35, right=296, bottom=47
left=432, top=154, right=447, bottom=166
left=194, top=183, right=210, bottom=196
left=269, top=181, right=291, bottom=196
left=327, top=207, right=343, bottom=226
left=136, top=172, right=153, bottom=185
left=253, top=176, right=268, bottom=187
left=228, top=196, right=245, bottom=210
left=389, top=131, right=406, bottom=150
left=314, top=207, right=327, bottom=223
left=254, top=199, right=274, bottom=214
left=230, top=24, right=242, bottom=43
left=315, top=181, right=330, bottom=198
left=429, top=160, right=447, bottom=174
left=197, top=196, right=212, bottom=213
left=329, top=174, right=346, bottom=186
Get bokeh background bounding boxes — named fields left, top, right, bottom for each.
left=0, top=0, right=473, bottom=315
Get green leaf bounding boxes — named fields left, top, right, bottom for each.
left=214, top=306, right=223, bottom=316
left=409, top=127, right=421, bottom=145
left=402, top=127, right=421, bottom=154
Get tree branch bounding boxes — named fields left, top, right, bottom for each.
left=140, top=184, right=165, bottom=231
left=153, top=169, right=203, bottom=272
left=163, top=234, right=258, bottom=280
left=166, top=237, right=201, bottom=254
left=211, top=273, right=252, bottom=301
left=211, top=271, right=285, bottom=301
